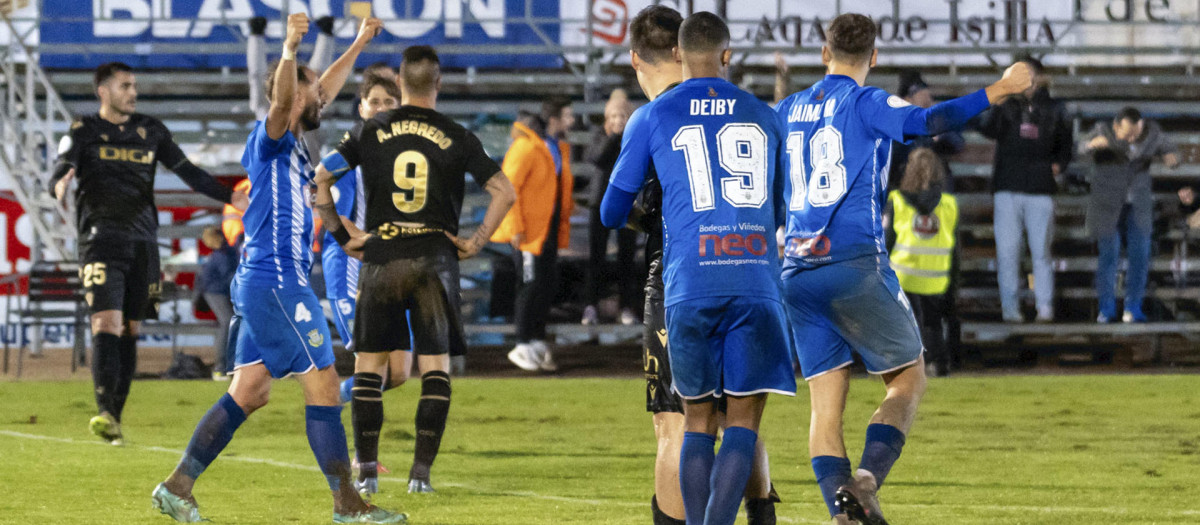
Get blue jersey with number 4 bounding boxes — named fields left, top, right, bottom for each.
left=776, top=75, right=921, bottom=271
left=609, top=77, right=786, bottom=307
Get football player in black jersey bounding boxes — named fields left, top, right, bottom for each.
left=50, top=62, right=248, bottom=445
left=314, top=45, right=515, bottom=497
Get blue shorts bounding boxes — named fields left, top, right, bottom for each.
left=329, top=295, right=356, bottom=351
left=231, top=280, right=335, bottom=379
left=782, top=254, right=923, bottom=380
left=664, top=296, right=797, bottom=400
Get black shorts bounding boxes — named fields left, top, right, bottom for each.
left=79, top=239, right=161, bottom=321
left=354, top=247, right=465, bottom=356
left=644, top=255, right=684, bottom=414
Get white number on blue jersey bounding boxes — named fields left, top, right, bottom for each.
left=786, top=132, right=807, bottom=211
left=294, top=302, right=313, bottom=323
left=672, top=123, right=769, bottom=211
left=787, top=127, right=848, bottom=208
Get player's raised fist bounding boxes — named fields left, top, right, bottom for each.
left=1001, top=61, right=1033, bottom=95
left=355, top=17, right=383, bottom=44
left=284, top=13, right=309, bottom=50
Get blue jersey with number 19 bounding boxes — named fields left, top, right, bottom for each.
left=776, top=74, right=922, bottom=271
left=609, top=77, right=786, bottom=307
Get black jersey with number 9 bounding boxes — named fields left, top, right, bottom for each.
left=335, top=106, right=501, bottom=263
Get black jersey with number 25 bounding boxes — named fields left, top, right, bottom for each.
left=335, top=105, right=501, bottom=262
left=51, top=113, right=231, bottom=242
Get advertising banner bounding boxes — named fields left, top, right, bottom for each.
left=39, top=0, right=562, bottom=69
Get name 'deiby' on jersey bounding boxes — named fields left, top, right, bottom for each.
left=609, top=77, right=787, bottom=307
left=776, top=75, right=922, bottom=271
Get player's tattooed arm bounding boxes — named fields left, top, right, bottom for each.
left=447, top=172, right=515, bottom=260
left=314, top=164, right=368, bottom=257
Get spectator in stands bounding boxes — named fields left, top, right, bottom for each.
left=1081, top=107, right=1180, bottom=322
left=198, top=226, right=238, bottom=380
left=884, top=148, right=960, bottom=377
left=977, top=56, right=1073, bottom=322
left=583, top=89, right=638, bottom=326
left=492, top=97, right=576, bottom=372
left=888, top=70, right=966, bottom=192
left=1176, top=186, right=1200, bottom=230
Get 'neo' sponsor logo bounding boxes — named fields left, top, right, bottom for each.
left=699, top=233, right=769, bottom=257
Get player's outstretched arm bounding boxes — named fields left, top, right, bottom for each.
left=900, top=61, right=1033, bottom=139
left=447, top=174, right=515, bottom=259
left=266, top=13, right=308, bottom=140
left=317, top=17, right=382, bottom=107
left=157, top=129, right=240, bottom=208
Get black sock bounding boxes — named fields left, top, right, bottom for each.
left=350, top=372, right=384, bottom=480
left=112, top=334, right=137, bottom=422
left=745, top=498, right=777, bottom=525
left=91, top=333, right=121, bottom=417
left=410, top=370, right=450, bottom=481
left=651, top=495, right=687, bottom=525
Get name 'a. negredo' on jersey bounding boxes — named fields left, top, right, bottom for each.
left=334, top=105, right=501, bottom=264
left=52, top=114, right=230, bottom=242
left=609, top=77, right=788, bottom=307
left=776, top=75, right=922, bottom=272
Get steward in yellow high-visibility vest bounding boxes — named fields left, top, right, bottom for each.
left=888, top=190, right=958, bottom=295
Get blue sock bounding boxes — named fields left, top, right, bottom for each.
left=178, top=394, right=247, bottom=480
left=811, top=455, right=851, bottom=517
left=705, top=426, right=757, bottom=525
left=306, top=405, right=352, bottom=492
left=339, top=377, right=353, bottom=404
left=680, top=432, right=716, bottom=525
left=859, top=423, right=906, bottom=487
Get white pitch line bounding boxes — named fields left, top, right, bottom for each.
left=0, top=430, right=634, bottom=508
left=3, top=430, right=1196, bottom=522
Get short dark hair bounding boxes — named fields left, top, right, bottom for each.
left=264, top=60, right=312, bottom=101
left=358, top=74, right=401, bottom=102
left=541, top=96, right=571, bottom=123
left=678, top=11, right=729, bottom=53
left=629, top=5, right=683, bottom=65
left=363, top=61, right=396, bottom=82
left=94, top=62, right=133, bottom=90
left=826, top=13, right=877, bottom=64
left=1116, top=106, right=1142, bottom=124
left=400, top=45, right=440, bottom=95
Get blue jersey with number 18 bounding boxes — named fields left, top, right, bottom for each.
left=776, top=74, right=922, bottom=272
left=609, top=77, right=786, bottom=307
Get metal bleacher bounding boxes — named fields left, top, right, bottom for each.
left=7, top=4, right=1200, bottom=372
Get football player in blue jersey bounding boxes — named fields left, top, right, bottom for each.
left=775, top=13, right=1031, bottom=525
left=151, top=13, right=405, bottom=524
left=602, top=12, right=795, bottom=525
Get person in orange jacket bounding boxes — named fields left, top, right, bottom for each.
left=491, top=97, right=575, bottom=372
left=222, top=178, right=252, bottom=248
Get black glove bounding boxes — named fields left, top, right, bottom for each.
left=248, top=16, right=267, bottom=36
left=316, top=16, right=335, bottom=36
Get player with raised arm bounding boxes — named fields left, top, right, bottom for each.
left=622, top=6, right=780, bottom=525
left=150, top=14, right=405, bottom=524
left=775, top=14, right=1031, bottom=525
left=50, top=62, right=248, bottom=445
left=601, top=13, right=794, bottom=525
left=315, top=45, right=516, bottom=498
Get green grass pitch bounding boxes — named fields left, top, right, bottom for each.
left=1, top=375, right=1199, bottom=524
